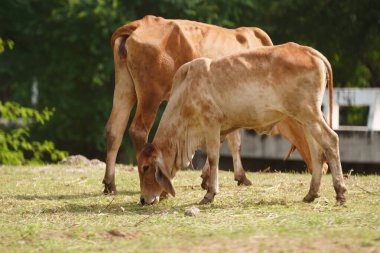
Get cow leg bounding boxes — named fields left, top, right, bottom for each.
left=200, top=159, right=210, bottom=190
left=274, top=119, right=313, bottom=172
left=226, top=130, right=252, bottom=186
left=199, top=134, right=220, bottom=205
left=103, top=43, right=136, bottom=194
left=302, top=128, right=324, bottom=202
left=276, top=118, right=328, bottom=174
left=305, top=116, right=347, bottom=204
left=129, top=98, right=162, bottom=155
left=200, top=130, right=251, bottom=189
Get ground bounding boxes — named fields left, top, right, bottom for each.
left=0, top=165, right=379, bottom=253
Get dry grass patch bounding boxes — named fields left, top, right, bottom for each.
left=0, top=165, right=379, bottom=252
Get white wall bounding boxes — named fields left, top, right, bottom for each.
left=322, top=88, right=380, bottom=131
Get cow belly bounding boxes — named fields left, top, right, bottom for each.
left=221, top=110, right=285, bottom=136
left=215, top=82, right=286, bottom=134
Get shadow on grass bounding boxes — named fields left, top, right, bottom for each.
left=15, top=188, right=303, bottom=216
left=35, top=197, right=206, bottom=216
left=35, top=196, right=304, bottom=217
left=12, top=190, right=139, bottom=201
left=39, top=201, right=183, bottom=216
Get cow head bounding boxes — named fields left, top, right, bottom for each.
left=137, top=143, right=175, bottom=205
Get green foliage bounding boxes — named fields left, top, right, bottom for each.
left=0, top=38, right=14, bottom=54
left=0, top=101, right=67, bottom=165
left=0, top=0, right=379, bottom=162
left=339, top=106, right=369, bottom=126
left=0, top=0, right=128, bottom=157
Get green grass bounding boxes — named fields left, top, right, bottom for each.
left=0, top=165, right=379, bottom=253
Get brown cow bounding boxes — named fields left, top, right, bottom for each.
left=104, top=15, right=328, bottom=195
left=103, top=15, right=270, bottom=193
left=137, top=42, right=347, bottom=205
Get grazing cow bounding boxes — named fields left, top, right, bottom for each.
left=104, top=15, right=329, bottom=195
left=137, top=42, right=347, bottom=205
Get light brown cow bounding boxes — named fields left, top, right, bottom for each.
left=104, top=15, right=328, bottom=195
left=137, top=42, right=347, bottom=205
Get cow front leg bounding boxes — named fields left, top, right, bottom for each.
left=199, top=135, right=220, bottom=205
left=226, top=130, right=252, bottom=186
left=201, top=130, right=251, bottom=189
left=129, top=99, right=161, bottom=155
left=200, top=159, right=210, bottom=190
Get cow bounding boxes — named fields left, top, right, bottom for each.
left=137, top=42, right=347, bottom=205
left=104, top=15, right=329, bottom=195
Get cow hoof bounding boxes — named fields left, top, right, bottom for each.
left=199, top=197, right=213, bottom=205
left=236, top=175, right=252, bottom=186
left=336, top=195, right=346, bottom=205
left=302, top=193, right=319, bottom=203
left=199, top=192, right=216, bottom=205
left=334, top=183, right=347, bottom=205
left=103, top=180, right=117, bottom=195
left=200, top=176, right=209, bottom=190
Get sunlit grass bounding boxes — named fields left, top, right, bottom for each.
left=0, top=165, right=379, bottom=252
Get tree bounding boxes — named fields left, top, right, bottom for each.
left=1, top=0, right=379, bottom=163
left=0, top=0, right=129, bottom=158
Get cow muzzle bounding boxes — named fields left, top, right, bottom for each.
left=140, top=195, right=160, bottom=205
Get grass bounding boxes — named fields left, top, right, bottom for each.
left=0, top=165, right=379, bottom=253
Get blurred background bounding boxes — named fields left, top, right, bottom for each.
left=1, top=0, right=379, bottom=168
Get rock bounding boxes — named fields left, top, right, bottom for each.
left=59, top=155, right=89, bottom=166
left=89, top=159, right=106, bottom=167
left=59, top=155, right=105, bottom=168
left=32, top=209, right=42, bottom=215
left=184, top=206, right=200, bottom=217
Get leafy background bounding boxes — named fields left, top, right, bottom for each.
left=1, top=0, right=379, bottom=164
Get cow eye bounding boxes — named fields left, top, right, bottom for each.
left=142, top=165, right=149, bottom=173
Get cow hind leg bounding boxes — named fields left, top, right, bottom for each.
left=226, top=130, right=252, bottom=186
left=305, top=116, right=347, bottom=204
left=302, top=128, right=324, bottom=203
left=103, top=53, right=136, bottom=194
left=275, top=119, right=313, bottom=173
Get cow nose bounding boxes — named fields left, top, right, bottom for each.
left=140, top=197, right=146, bottom=205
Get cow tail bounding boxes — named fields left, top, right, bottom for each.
left=110, top=20, right=140, bottom=59
left=319, top=54, right=334, bottom=128
left=327, top=61, right=333, bottom=129
left=309, top=48, right=334, bottom=128
left=317, top=52, right=333, bottom=172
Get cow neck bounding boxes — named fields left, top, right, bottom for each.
left=153, top=122, right=179, bottom=178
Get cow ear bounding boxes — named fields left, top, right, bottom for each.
left=155, top=166, right=175, bottom=197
